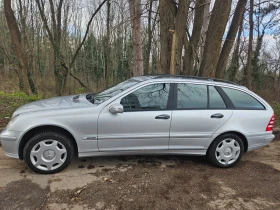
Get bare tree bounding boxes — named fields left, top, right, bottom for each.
left=170, top=0, right=190, bottom=75
left=216, top=0, right=247, bottom=78
left=2, top=0, right=280, bottom=97
left=143, top=0, right=154, bottom=75
left=199, top=0, right=232, bottom=77
left=105, top=0, right=111, bottom=87
left=159, top=0, right=176, bottom=74
left=199, top=0, right=211, bottom=69
left=36, top=0, right=107, bottom=94
left=129, top=0, right=144, bottom=76
left=35, top=0, right=66, bottom=95
left=184, top=0, right=206, bottom=75
left=227, top=15, right=244, bottom=82
left=246, top=0, right=254, bottom=89
left=4, top=0, right=37, bottom=94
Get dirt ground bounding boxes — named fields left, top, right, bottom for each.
left=0, top=135, right=280, bottom=210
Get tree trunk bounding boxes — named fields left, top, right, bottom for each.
left=159, top=0, right=176, bottom=74
left=18, top=0, right=38, bottom=94
left=216, top=0, right=247, bottom=78
left=129, top=0, right=144, bottom=76
left=199, top=0, right=232, bottom=77
left=170, top=0, right=189, bottom=75
left=252, top=29, right=265, bottom=88
left=105, top=0, right=111, bottom=87
left=143, top=0, right=153, bottom=75
left=54, top=51, right=64, bottom=95
left=246, top=0, right=253, bottom=89
left=4, top=0, right=37, bottom=95
left=36, top=0, right=64, bottom=95
left=227, top=15, right=244, bottom=82
left=199, top=0, right=211, bottom=72
left=184, top=0, right=205, bottom=75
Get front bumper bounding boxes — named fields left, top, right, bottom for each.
left=0, top=128, right=23, bottom=159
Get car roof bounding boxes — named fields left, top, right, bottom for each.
left=132, top=74, right=245, bottom=88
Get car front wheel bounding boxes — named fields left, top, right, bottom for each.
left=207, top=133, right=244, bottom=168
left=23, top=131, right=74, bottom=174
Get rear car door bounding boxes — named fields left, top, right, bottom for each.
left=169, top=83, right=233, bottom=150
left=98, top=83, right=173, bottom=151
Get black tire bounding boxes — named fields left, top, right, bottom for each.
left=207, top=133, right=244, bottom=168
left=23, top=131, right=74, bottom=174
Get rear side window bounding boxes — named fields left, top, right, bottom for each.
left=177, top=83, right=207, bottom=109
left=222, top=87, right=265, bottom=110
left=209, top=86, right=226, bottom=109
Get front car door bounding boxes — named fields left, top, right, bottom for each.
left=169, top=83, right=233, bottom=150
left=98, top=82, right=173, bottom=151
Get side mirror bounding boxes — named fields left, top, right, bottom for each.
left=109, top=104, right=124, bottom=114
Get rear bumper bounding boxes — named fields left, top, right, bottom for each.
left=247, top=133, right=275, bottom=152
left=0, top=128, right=22, bottom=159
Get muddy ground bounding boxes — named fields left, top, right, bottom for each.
left=0, top=135, right=280, bottom=210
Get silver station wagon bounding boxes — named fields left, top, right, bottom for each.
left=0, top=75, right=275, bottom=174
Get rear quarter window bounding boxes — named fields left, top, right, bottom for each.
left=209, top=86, right=226, bottom=109
left=222, top=87, right=265, bottom=110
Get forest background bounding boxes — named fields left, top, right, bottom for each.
left=1, top=0, right=280, bottom=126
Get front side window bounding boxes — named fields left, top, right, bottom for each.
left=121, top=83, right=170, bottom=111
left=177, top=83, right=207, bottom=109
left=222, top=87, right=265, bottom=110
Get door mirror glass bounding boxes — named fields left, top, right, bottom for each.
left=109, top=104, right=124, bottom=114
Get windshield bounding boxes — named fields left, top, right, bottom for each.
left=93, top=79, right=141, bottom=104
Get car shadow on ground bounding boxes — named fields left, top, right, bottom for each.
left=75, top=154, right=210, bottom=169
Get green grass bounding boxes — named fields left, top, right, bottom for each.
left=0, top=92, right=42, bottom=128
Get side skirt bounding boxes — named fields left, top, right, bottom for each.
left=78, top=150, right=207, bottom=158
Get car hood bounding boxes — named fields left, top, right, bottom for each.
left=12, top=94, right=93, bottom=117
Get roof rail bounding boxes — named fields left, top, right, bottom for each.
left=148, top=74, right=238, bottom=85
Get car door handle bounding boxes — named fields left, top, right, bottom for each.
left=155, top=114, right=170, bottom=120
left=211, top=113, right=224, bottom=118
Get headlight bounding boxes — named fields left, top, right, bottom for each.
left=7, top=115, right=19, bottom=128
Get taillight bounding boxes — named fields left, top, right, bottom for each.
left=266, top=115, right=275, bottom=132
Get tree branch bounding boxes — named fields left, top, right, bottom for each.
left=49, top=0, right=57, bottom=34
left=35, top=0, right=55, bottom=48
left=68, top=0, right=107, bottom=69
left=57, top=0, right=64, bottom=44
left=61, top=0, right=108, bottom=91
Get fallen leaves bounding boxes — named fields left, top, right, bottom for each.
left=103, top=177, right=113, bottom=183
left=70, top=187, right=86, bottom=202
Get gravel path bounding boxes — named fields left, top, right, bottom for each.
left=0, top=135, right=279, bottom=210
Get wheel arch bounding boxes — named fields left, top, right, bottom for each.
left=208, top=131, right=248, bottom=153
left=18, top=125, right=78, bottom=160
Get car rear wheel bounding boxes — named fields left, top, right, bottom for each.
left=207, top=133, right=244, bottom=168
left=23, top=132, right=74, bottom=174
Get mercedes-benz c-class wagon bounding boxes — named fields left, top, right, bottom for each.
left=0, top=75, right=275, bottom=174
